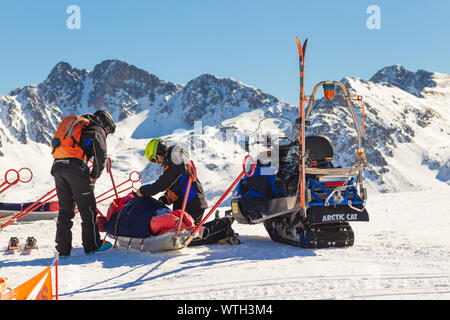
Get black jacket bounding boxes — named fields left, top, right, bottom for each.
left=139, top=145, right=208, bottom=218
left=51, top=113, right=108, bottom=179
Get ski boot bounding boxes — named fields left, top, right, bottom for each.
left=7, top=237, right=20, bottom=254
left=22, top=237, right=38, bottom=254
left=219, top=210, right=241, bottom=245
left=218, top=234, right=241, bottom=245
left=86, top=240, right=112, bottom=255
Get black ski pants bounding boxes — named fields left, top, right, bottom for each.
left=53, top=166, right=101, bottom=255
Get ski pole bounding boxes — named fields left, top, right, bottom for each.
left=186, top=156, right=255, bottom=243
left=0, top=188, right=57, bottom=229
left=176, top=160, right=197, bottom=237
left=106, top=157, right=119, bottom=200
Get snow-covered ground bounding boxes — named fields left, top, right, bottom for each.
left=1, top=185, right=449, bottom=300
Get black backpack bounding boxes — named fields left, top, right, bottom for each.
left=188, top=210, right=240, bottom=246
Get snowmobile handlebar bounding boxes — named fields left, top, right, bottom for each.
left=272, top=137, right=299, bottom=147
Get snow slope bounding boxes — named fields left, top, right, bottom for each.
left=1, top=187, right=449, bottom=300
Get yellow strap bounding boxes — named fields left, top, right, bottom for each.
left=356, top=149, right=368, bottom=168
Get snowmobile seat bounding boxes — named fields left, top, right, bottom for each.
left=240, top=175, right=273, bottom=197
left=303, top=136, right=363, bottom=206
left=236, top=166, right=285, bottom=199
left=304, top=135, right=358, bottom=182
left=305, top=167, right=361, bottom=177
left=305, top=135, right=334, bottom=168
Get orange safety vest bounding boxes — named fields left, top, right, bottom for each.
left=51, top=115, right=90, bottom=164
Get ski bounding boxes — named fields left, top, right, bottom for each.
left=295, top=36, right=308, bottom=218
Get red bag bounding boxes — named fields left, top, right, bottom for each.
left=107, top=193, right=134, bottom=220
left=150, top=209, right=196, bottom=236
left=97, top=215, right=107, bottom=233
left=98, top=193, right=135, bottom=232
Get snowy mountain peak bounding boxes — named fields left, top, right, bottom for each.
left=0, top=62, right=449, bottom=193
left=87, top=59, right=180, bottom=120
left=370, top=65, right=436, bottom=97
left=179, top=73, right=290, bottom=127
left=45, top=61, right=88, bottom=84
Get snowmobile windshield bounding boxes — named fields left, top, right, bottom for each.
left=245, top=117, right=298, bottom=168
left=253, top=117, right=298, bottom=143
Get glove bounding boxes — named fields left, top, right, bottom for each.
left=159, top=195, right=169, bottom=205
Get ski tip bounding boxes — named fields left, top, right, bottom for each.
left=303, top=38, right=309, bottom=56
left=295, top=36, right=303, bottom=56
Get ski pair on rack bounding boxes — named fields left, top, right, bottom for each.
left=7, top=236, right=38, bottom=254
left=295, top=36, right=308, bottom=218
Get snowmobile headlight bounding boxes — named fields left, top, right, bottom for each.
left=231, top=201, right=240, bottom=214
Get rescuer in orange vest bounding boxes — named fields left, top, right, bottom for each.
left=50, top=110, right=116, bottom=257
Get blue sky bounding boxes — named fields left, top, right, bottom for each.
left=0, top=0, right=449, bottom=105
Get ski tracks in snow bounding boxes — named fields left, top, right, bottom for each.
left=128, top=273, right=450, bottom=300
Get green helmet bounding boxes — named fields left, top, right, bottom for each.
left=145, top=138, right=167, bottom=162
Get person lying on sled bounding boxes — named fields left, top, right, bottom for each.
left=99, top=139, right=238, bottom=246
left=98, top=193, right=198, bottom=239
left=98, top=192, right=237, bottom=246
left=135, top=138, right=208, bottom=225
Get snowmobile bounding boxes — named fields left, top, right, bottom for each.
left=231, top=80, right=370, bottom=248
left=230, top=37, right=369, bottom=248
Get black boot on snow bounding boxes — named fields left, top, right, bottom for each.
left=22, top=237, right=38, bottom=254
left=8, top=237, right=20, bottom=254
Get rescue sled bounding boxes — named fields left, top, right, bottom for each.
left=103, top=157, right=253, bottom=253
left=230, top=37, right=370, bottom=249
left=0, top=201, right=59, bottom=223
left=106, top=229, right=200, bottom=253
left=103, top=160, right=205, bottom=253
